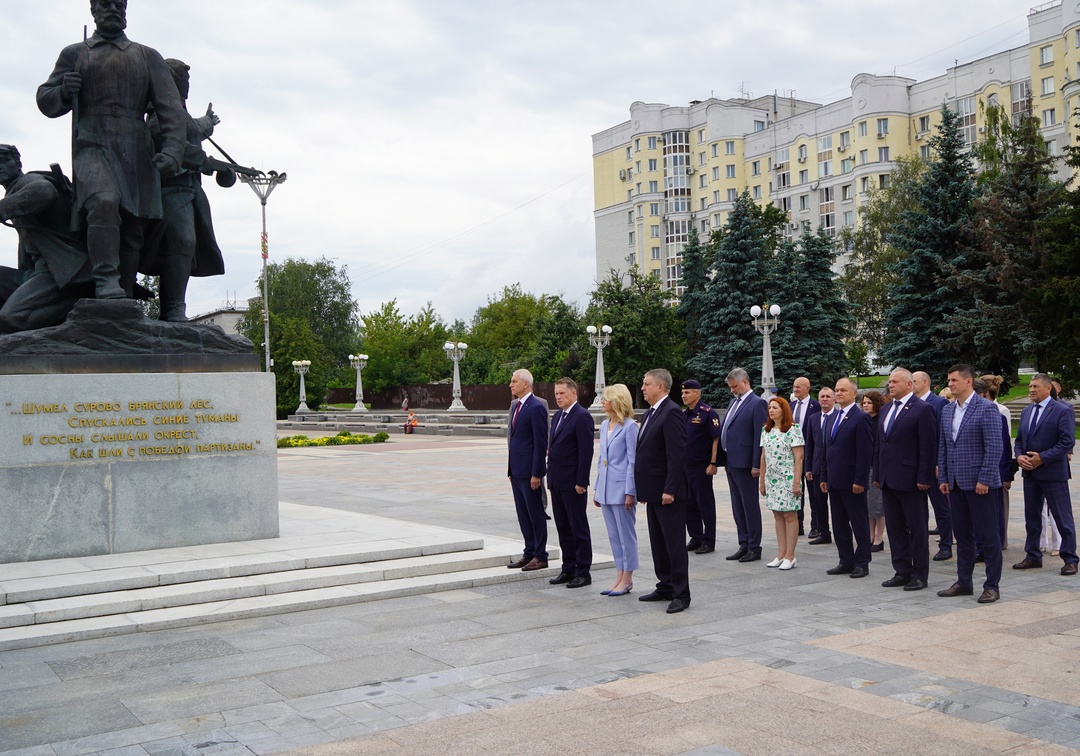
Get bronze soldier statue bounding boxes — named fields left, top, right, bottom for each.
left=36, top=0, right=186, bottom=301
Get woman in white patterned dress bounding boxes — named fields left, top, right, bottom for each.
left=758, top=396, right=805, bottom=571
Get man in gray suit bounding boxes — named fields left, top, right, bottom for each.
left=720, top=367, right=768, bottom=562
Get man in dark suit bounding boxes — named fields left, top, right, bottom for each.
left=635, top=368, right=691, bottom=614
left=1013, top=373, right=1078, bottom=576
left=874, top=368, right=938, bottom=591
left=790, top=377, right=820, bottom=537
left=506, top=369, right=550, bottom=571
left=914, top=370, right=953, bottom=561
left=720, top=367, right=768, bottom=562
left=820, top=377, right=874, bottom=578
left=546, top=378, right=596, bottom=588
left=937, top=364, right=1004, bottom=603
left=805, top=387, right=835, bottom=545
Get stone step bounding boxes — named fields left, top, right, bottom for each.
left=0, top=537, right=485, bottom=605
left=0, top=548, right=520, bottom=628
left=0, top=562, right=566, bottom=651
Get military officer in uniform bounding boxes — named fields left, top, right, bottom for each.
left=682, top=379, right=722, bottom=554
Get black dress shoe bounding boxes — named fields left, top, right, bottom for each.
left=686, top=539, right=702, bottom=551
left=977, top=588, right=1000, bottom=603
left=638, top=590, right=672, bottom=602
left=548, top=572, right=572, bottom=585
left=808, top=529, right=820, bottom=539
left=738, top=550, right=761, bottom=563
left=850, top=565, right=869, bottom=578
left=809, top=535, right=832, bottom=545
left=937, top=582, right=974, bottom=597
left=826, top=564, right=854, bottom=575
left=666, top=598, right=689, bottom=614
left=881, top=574, right=910, bottom=588
left=567, top=575, right=591, bottom=588
left=507, top=557, right=529, bottom=569
left=725, top=547, right=748, bottom=561
left=904, top=578, right=928, bottom=591
left=870, top=542, right=885, bottom=553
left=928, top=527, right=940, bottom=535
left=1062, top=563, right=1078, bottom=576
left=932, top=548, right=953, bottom=561
left=694, top=544, right=715, bottom=554
left=1012, top=557, right=1043, bottom=570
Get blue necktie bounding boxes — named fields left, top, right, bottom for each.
left=830, top=409, right=844, bottom=439
left=1029, top=403, right=1041, bottom=435
left=883, top=400, right=901, bottom=436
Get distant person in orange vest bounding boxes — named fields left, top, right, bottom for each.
left=404, top=411, right=417, bottom=434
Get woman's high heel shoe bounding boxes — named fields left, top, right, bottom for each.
left=607, top=582, right=633, bottom=596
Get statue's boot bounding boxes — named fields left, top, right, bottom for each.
left=87, top=224, right=126, bottom=300
left=118, top=221, right=146, bottom=299
left=159, top=253, right=191, bottom=323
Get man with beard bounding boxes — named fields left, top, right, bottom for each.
left=37, top=0, right=186, bottom=301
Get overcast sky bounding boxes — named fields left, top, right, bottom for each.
left=0, top=0, right=1033, bottom=327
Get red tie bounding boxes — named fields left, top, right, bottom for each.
left=512, top=401, right=522, bottom=428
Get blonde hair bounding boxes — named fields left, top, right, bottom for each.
left=980, top=374, right=1003, bottom=400
left=603, top=384, right=634, bottom=424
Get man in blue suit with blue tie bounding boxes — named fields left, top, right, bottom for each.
left=506, top=369, right=550, bottom=572
left=820, top=377, right=874, bottom=578
left=915, top=370, right=953, bottom=562
left=1013, top=373, right=1078, bottom=576
left=720, top=368, right=767, bottom=562
left=936, top=364, right=1004, bottom=603
left=546, top=378, right=596, bottom=588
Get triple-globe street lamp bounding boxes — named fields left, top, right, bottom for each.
left=443, top=341, right=468, bottom=412
left=348, top=354, right=369, bottom=412
left=750, top=304, right=781, bottom=397
left=586, top=324, right=612, bottom=409
left=291, top=359, right=311, bottom=414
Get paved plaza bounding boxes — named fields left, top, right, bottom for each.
left=1, top=433, right=1079, bottom=755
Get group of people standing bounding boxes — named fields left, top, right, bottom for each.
left=504, top=365, right=1077, bottom=616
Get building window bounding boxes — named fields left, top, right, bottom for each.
left=637, top=206, right=643, bottom=220
left=878, top=146, right=890, bottom=162
left=711, top=143, right=719, bottom=158
left=858, top=121, right=868, bottom=137
left=651, top=247, right=661, bottom=260
left=700, top=197, right=708, bottom=210
left=699, top=151, right=706, bottom=166
left=714, top=213, right=722, bottom=226
left=920, top=145, right=931, bottom=159
left=648, top=136, right=657, bottom=149
left=752, top=185, right=761, bottom=200
left=649, top=180, right=658, bottom=193
left=1042, top=76, right=1055, bottom=96
left=1076, top=29, right=1080, bottom=48
left=779, top=196, right=792, bottom=213
left=752, top=160, right=761, bottom=176
left=1046, top=139, right=1059, bottom=156
left=839, top=131, right=850, bottom=150
left=649, top=202, right=659, bottom=215
left=667, top=197, right=689, bottom=213
left=636, top=182, right=641, bottom=195
left=918, top=115, right=930, bottom=132
left=628, top=210, right=634, bottom=224
left=876, top=118, right=889, bottom=136
left=841, top=184, right=852, bottom=201
left=957, top=96, right=976, bottom=145
left=650, top=225, right=660, bottom=238
left=879, top=174, right=890, bottom=190
left=727, top=188, right=738, bottom=201
left=775, top=147, right=790, bottom=190
left=699, top=174, right=707, bottom=188
left=635, top=161, right=641, bottom=173
left=817, top=134, right=832, bottom=177
left=713, top=190, right=720, bottom=203
left=725, top=140, right=735, bottom=155
left=651, top=269, right=661, bottom=279
left=840, top=157, right=854, bottom=174
left=1043, top=108, right=1057, bottom=126
left=634, top=138, right=641, bottom=152
left=626, top=146, right=632, bottom=159
left=628, top=231, right=635, bottom=245
left=820, top=186, right=835, bottom=234
left=843, top=210, right=854, bottom=227
left=712, top=167, right=720, bottom=181
left=799, top=194, right=809, bottom=211
left=859, top=149, right=868, bottom=165
left=1041, top=45, right=1054, bottom=65
left=648, top=158, right=657, bottom=171
left=860, top=176, right=870, bottom=193
left=698, top=129, right=705, bottom=143
left=799, top=169, right=808, bottom=185
left=797, top=144, right=808, bottom=161
left=726, top=164, right=736, bottom=178
left=1012, top=80, right=1032, bottom=125
left=627, top=190, right=633, bottom=201
left=753, top=120, right=765, bottom=132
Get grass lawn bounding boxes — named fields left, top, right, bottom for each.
left=1000, top=374, right=1033, bottom=402
left=857, top=375, right=888, bottom=389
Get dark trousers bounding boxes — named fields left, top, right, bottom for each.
left=928, top=485, right=953, bottom=547
left=645, top=497, right=690, bottom=602
left=1023, top=477, right=1078, bottom=564
left=510, top=476, right=548, bottom=561
left=726, top=467, right=762, bottom=551
left=974, top=488, right=1007, bottom=553
left=881, top=487, right=929, bottom=581
left=829, top=487, right=871, bottom=568
left=551, top=487, right=592, bottom=577
left=685, top=465, right=717, bottom=546
left=951, top=487, right=1002, bottom=592
left=808, top=479, right=830, bottom=536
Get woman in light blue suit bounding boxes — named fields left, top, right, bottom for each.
left=594, top=384, right=639, bottom=596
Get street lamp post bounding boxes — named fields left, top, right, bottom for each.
left=240, top=170, right=287, bottom=373
left=750, top=304, right=782, bottom=397
left=587, top=324, right=612, bottom=409
left=443, top=341, right=468, bottom=412
left=348, top=353, right=369, bottom=412
left=292, top=360, right=312, bottom=414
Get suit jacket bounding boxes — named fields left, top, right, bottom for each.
left=547, top=404, right=595, bottom=490
left=1015, top=398, right=1075, bottom=482
left=874, top=396, right=937, bottom=491
left=722, top=392, right=768, bottom=469
left=805, top=408, right=833, bottom=479
left=595, top=418, right=638, bottom=505
left=634, top=397, right=688, bottom=502
left=507, top=395, right=549, bottom=479
left=919, top=391, right=948, bottom=421
left=790, top=397, right=819, bottom=435
left=821, top=404, right=873, bottom=490
left=937, top=393, right=1002, bottom=490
